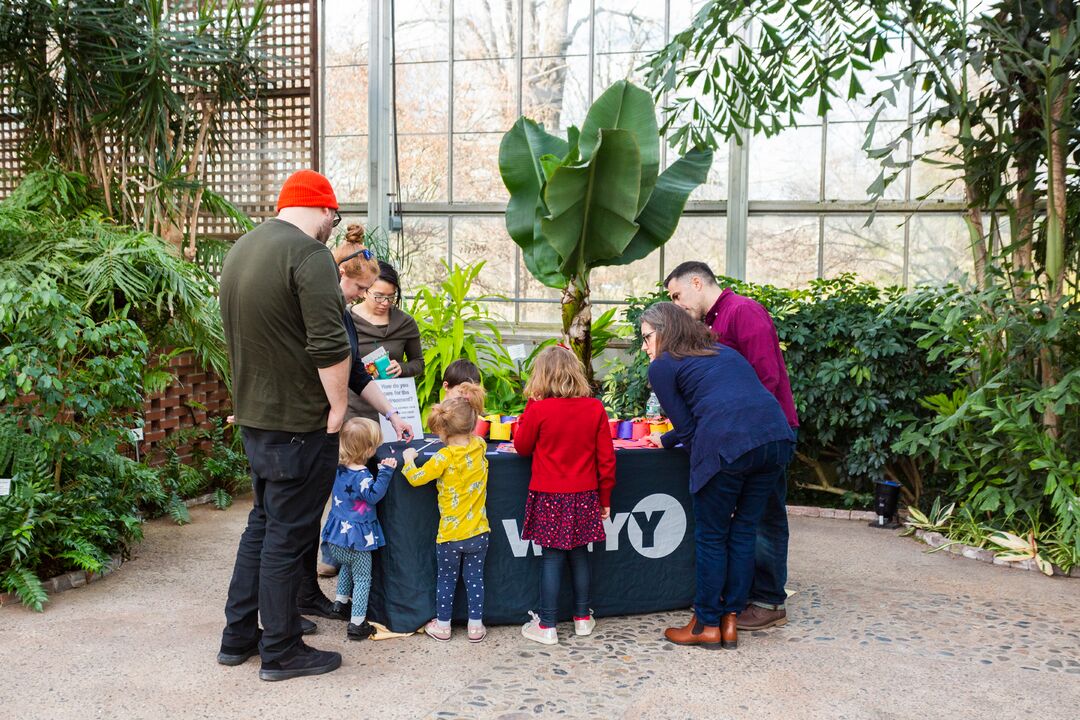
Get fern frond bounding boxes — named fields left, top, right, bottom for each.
left=167, top=494, right=191, bottom=525
left=3, top=567, right=48, bottom=612
left=212, top=487, right=233, bottom=510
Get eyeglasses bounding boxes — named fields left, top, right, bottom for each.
left=336, top=247, right=374, bottom=266
left=332, top=210, right=342, bottom=228
left=368, top=292, right=395, bottom=304
left=642, top=331, right=655, bottom=344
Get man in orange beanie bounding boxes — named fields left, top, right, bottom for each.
left=217, top=169, right=349, bottom=681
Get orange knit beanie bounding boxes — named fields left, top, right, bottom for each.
left=276, top=169, right=339, bottom=212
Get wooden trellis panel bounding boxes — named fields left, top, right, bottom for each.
left=0, top=67, right=24, bottom=198
left=197, top=0, right=318, bottom=237
left=0, top=0, right=317, bottom=237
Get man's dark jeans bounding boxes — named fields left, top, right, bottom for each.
left=749, top=427, right=798, bottom=609
left=221, top=427, right=339, bottom=662
left=692, top=439, right=795, bottom=626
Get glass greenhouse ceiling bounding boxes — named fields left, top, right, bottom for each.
left=319, top=0, right=974, bottom=324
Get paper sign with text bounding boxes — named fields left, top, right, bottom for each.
left=375, top=377, right=423, bottom=443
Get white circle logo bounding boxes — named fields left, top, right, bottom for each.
left=626, top=493, right=686, bottom=559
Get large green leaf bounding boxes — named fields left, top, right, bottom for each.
left=579, top=81, right=660, bottom=214
left=606, top=147, right=714, bottom=267
left=498, top=117, right=568, bottom=247
left=541, top=128, right=641, bottom=277
left=523, top=207, right=567, bottom=288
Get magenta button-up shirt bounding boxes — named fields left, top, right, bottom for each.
left=705, top=289, right=800, bottom=428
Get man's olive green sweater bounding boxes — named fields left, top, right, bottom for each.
left=220, top=218, right=350, bottom=432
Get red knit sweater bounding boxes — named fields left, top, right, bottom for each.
left=513, top=397, right=616, bottom=507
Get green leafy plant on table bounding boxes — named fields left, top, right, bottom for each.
left=499, top=80, right=712, bottom=384
left=409, top=260, right=509, bottom=415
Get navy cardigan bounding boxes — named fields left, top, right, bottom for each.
left=648, top=346, right=794, bottom=493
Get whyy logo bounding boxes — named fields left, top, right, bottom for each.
left=502, top=493, right=686, bottom=559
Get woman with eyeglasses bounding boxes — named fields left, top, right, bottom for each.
left=340, top=225, right=424, bottom=425
left=639, top=302, right=794, bottom=651
left=300, top=225, right=414, bottom=613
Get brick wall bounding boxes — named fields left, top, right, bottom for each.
left=139, top=351, right=232, bottom=465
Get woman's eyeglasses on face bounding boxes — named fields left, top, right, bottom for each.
left=368, top=292, right=395, bottom=304
left=642, top=331, right=655, bottom=345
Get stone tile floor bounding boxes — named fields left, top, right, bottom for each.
left=2, top=503, right=1077, bottom=719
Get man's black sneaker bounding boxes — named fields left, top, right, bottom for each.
left=259, top=642, right=342, bottom=682
left=347, top=621, right=376, bottom=641
left=297, top=594, right=347, bottom=620
left=217, top=630, right=262, bottom=666
left=301, top=617, right=317, bottom=635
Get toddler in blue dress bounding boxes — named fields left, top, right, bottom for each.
left=320, top=417, right=396, bottom=641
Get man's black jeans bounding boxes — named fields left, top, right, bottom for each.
left=221, top=427, right=339, bottom=662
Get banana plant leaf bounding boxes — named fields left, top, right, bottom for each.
left=579, top=80, right=660, bottom=214
left=541, top=128, right=642, bottom=277
left=499, top=118, right=571, bottom=288
left=499, top=117, right=568, bottom=246
left=606, top=147, right=714, bottom=267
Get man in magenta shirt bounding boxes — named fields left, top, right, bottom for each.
left=664, top=261, right=798, bottom=631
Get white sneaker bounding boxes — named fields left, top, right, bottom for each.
left=574, top=612, right=596, bottom=636
left=521, top=611, right=558, bottom=645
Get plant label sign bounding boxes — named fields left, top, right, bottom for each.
left=375, top=377, right=424, bottom=444
left=507, top=344, right=527, bottom=363
left=0, top=478, right=10, bottom=496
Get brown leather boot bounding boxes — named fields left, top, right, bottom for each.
left=664, top=614, right=722, bottom=648
left=735, top=604, right=788, bottom=631
left=720, top=612, right=738, bottom=649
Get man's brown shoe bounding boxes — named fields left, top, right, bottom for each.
left=736, top=604, right=788, bottom=631
left=720, top=612, right=738, bottom=649
left=664, top=614, right=722, bottom=649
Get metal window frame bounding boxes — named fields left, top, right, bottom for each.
left=315, top=1, right=959, bottom=326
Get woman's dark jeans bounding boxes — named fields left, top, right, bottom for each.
left=539, top=545, right=591, bottom=627
left=692, top=439, right=795, bottom=626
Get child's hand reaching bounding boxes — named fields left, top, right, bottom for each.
left=402, top=448, right=418, bottom=464
left=600, top=506, right=610, bottom=520
left=380, top=457, right=398, bottom=469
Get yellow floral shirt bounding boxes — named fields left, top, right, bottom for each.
left=403, top=435, right=489, bottom=543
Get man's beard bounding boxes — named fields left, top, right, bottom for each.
left=315, top=214, right=334, bottom=244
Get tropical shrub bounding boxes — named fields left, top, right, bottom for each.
left=0, top=170, right=229, bottom=380
left=893, top=283, right=1080, bottom=555
left=0, top=173, right=236, bottom=610
left=0, top=276, right=161, bottom=610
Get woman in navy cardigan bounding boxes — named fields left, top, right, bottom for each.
left=641, top=302, right=795, bottom=650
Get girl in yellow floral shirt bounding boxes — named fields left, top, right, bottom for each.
left=402, top=386, right=489, bottom=643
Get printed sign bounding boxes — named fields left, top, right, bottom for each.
left=375, top=377, right=423, bottom=443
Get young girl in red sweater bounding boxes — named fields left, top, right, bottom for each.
left=513, top=345, right=616, bottom=645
